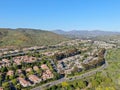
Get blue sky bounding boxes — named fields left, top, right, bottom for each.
left=0, top=0, right=120, bottom=31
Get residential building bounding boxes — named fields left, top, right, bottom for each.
left=18, top=77, right=31, bottom=87
left=28, top=75, right=41, bottom=84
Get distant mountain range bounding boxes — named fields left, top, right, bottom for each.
left=0, top=28, right=68, bottom=48
left=52, top=30, right=120, bottom=39
left=0, top=28, right=120, bottom=48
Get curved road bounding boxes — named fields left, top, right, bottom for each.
left=32, top=61, right=108, bottom=90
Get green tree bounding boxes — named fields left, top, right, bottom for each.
left=2, top=82, right=10, bottom=90
left=91, top=79, right=99, bottom=88
left=9, top=75, right=15, bottom=80
left=0, top=75, right=2, bottom=86
left=11, top=79, right=17, bottom=85
left=78, top=81, right=86, bottom=89
left=61, top=82, right=68, bottom=87
left=1, top=67, right=8, bottom=73
left=15, top=84, right=22, bottom=90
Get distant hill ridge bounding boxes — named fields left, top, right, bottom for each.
left=53, top=30, right=120, bottom=38
left=0, top=28, right=68, bottom=48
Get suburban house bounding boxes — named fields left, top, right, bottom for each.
left=41, top=64, right=49, bottom=70
left=28, top=75, right=41, bottom=84
left=26, top=68, right=33, bottom=73
left=7, top=70, right=14, bottom=76
left=33, top=66, right=39, bottom=71
left=18, top=77, right=31, bottom=87
left=42, top=70, right=54, bottom=80
left=0, top=87, right=3, bottom=90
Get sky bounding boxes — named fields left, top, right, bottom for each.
left=0, top=0, right=120, bottom=31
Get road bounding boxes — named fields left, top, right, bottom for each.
left=32, top=61, right=108, bottom=90
left=0, top=46, right=60, bottom=59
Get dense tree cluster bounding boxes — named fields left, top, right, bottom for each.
left=54, top=48, right=81, bottom=60
left=98, top=48, right=106, bottom=58
left=82, top=48, right=106, bottom=70
left=47, top=80, right=88, bottom=90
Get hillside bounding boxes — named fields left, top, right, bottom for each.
left=0, top=28, right=69, bottom=48
left=92, top=35, right=120, bottom=41
left=53, top=30, right=120, bottom=39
